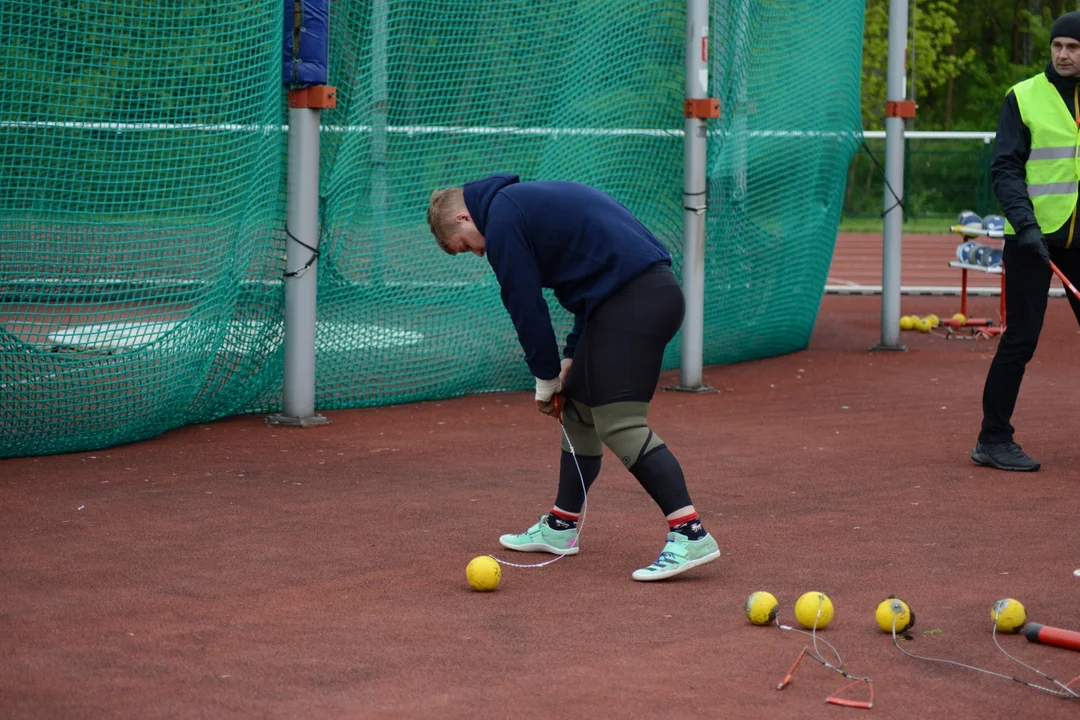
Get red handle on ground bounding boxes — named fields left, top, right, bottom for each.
left=1050, top=261, right=1080, bottom=303
left=1023, top=623, right=1080, bottom=652
left=942, top=318, right=993, bottom=328
left=827, top=679, right=875, bottom=709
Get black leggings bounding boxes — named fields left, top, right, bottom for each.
left=554, top=264, right=693, bottom=517
left=979, top=240, right=1080, bottom=443
left=564, top=264, right=684, bottom=406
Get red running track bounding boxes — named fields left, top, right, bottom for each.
left=827, top=233, right=1070, bottom=293
left=3, top=293, right=1080, bottom=719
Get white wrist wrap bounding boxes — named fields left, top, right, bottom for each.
left=534, top=376, right=562, bottom=403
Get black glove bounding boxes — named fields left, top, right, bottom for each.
left=1017, top=226, right=1050, bottom=265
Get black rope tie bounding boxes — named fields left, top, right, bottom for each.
left=861, top=139, right=906, bottom=218
left=282, top=196, right=327, bottom=279
left=684, top=186, right=709, bottom=212
left=283, top=228, right=320, bottom=279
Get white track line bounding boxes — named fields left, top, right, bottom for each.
left=826, top=285, right=1066, bottom=297
left=45, top=320, right=423, bottom=353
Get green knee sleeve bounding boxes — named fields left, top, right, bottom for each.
left=561, top=399, right=605, bottom=456
left=591, top=402, right=665, bottom=468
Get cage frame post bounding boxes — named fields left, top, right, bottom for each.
left=370, top=0, right=389, bottom=284
left=671, top=0, right=719, bottom=393
left=267, top=90, right=335, bottom=428
left=269, top=0, right=333, bottom=427
left=874, top=0, right=913, bottom=351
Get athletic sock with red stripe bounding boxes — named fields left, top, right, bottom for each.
left=546, top=508, right=579, bottom=530
left=669, top=512, right=706, bottom=540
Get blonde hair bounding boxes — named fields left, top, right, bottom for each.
left=427, top=187, right=466, bottom=249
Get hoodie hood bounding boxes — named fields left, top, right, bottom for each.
left=463, top=174, right=520, bottom=235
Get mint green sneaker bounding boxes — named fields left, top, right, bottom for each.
left=631, top=532, right=720, bottom=581
left=499, top=515, right=580, bottom=555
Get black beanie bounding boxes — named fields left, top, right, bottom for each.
left=1051, top=11, right=1080, bottom=43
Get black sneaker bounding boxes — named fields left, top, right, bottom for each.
left=971, top=442, right=1041, bottom=472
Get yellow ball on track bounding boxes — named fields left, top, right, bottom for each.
left=745, top=591, right=780, bottom=625
left=795, top=591, right=834, bottom=629
left=992, top=598, right=1026, bottom=632
left=926, top=314, right=940, bottom=328
left=916, top=318, right=930, bottom=333
left=466, top=556, right=501, bottom=592
left=899, top=316, right=914, bottom=331
left=952, top=312, right=966, bottom=325
left=875, top=597, right=915, bottom=633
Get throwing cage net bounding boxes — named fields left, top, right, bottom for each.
left=0, top=0, right=863, bottom=457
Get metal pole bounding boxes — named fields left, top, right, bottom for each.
left=370, top=0, right=389, bottom=284
left=268, top=106, right=329, bottom=426
left=676, top=0, right=713, bottom=391
left=876, top=0, right=909, bottom=350
left=730, top=1, right=751, bottom=205
left=909, top=0, right=917, bottom=110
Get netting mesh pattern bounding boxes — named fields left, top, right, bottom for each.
left=257, top=0, right=865, bottom=413
left=1, top=0, right=863, bottom=457
left=704, top=0, right=864, bottom=362
left=0, top=1, right=285, bottom=457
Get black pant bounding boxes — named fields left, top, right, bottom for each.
left=979, top=239, right=1080, bottom=443
left=564, top=264, right=684, bottom=406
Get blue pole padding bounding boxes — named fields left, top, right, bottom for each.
left=283, top=0, right=330, bottom=87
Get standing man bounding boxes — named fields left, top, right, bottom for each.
left=973, top=11, right=1080, bottom=471
left=426, top=173, right=720, bottom=581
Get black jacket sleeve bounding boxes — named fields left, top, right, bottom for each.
left=990, top=91, right=1038, bottom=236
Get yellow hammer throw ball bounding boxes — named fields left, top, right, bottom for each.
left=745, top=591, right=780, bottom=625
left=926, top=314, right=940, bottom=328
left=899, top=316, right=914, bottom=331
left=952, top=312, right=966, bottom=325
left=794, top=591, right=834, bottom=629
left=466, top=556, right=501, bottom=592
left=875, top=597, right=915, bottom=633
left=992, top=598, right=1026, bottom=633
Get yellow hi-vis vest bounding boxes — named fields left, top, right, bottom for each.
left=1004, top=74, right=1080, bottom=244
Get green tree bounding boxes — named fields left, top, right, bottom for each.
left=861, top=0, right=1080, bottom=131
left=861, top=0, right=889, bottom=130
left=861, top=0, right=974, bottom=131
left=848, top=0, right=1080, bottom=218
left=942, top=0, right=1061, bottom=130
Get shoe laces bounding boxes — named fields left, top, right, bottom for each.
left=1001, top=441, right=1028, bottom=459
left=653, top=551, right=678, bottom=567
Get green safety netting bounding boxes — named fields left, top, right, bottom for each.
left=0, top=0, right=863, bottom=458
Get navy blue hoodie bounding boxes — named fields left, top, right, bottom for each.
left=462, top=174, right=672, bottom=380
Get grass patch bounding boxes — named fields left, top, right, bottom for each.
left=839, top=216, right=953, bottom=234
